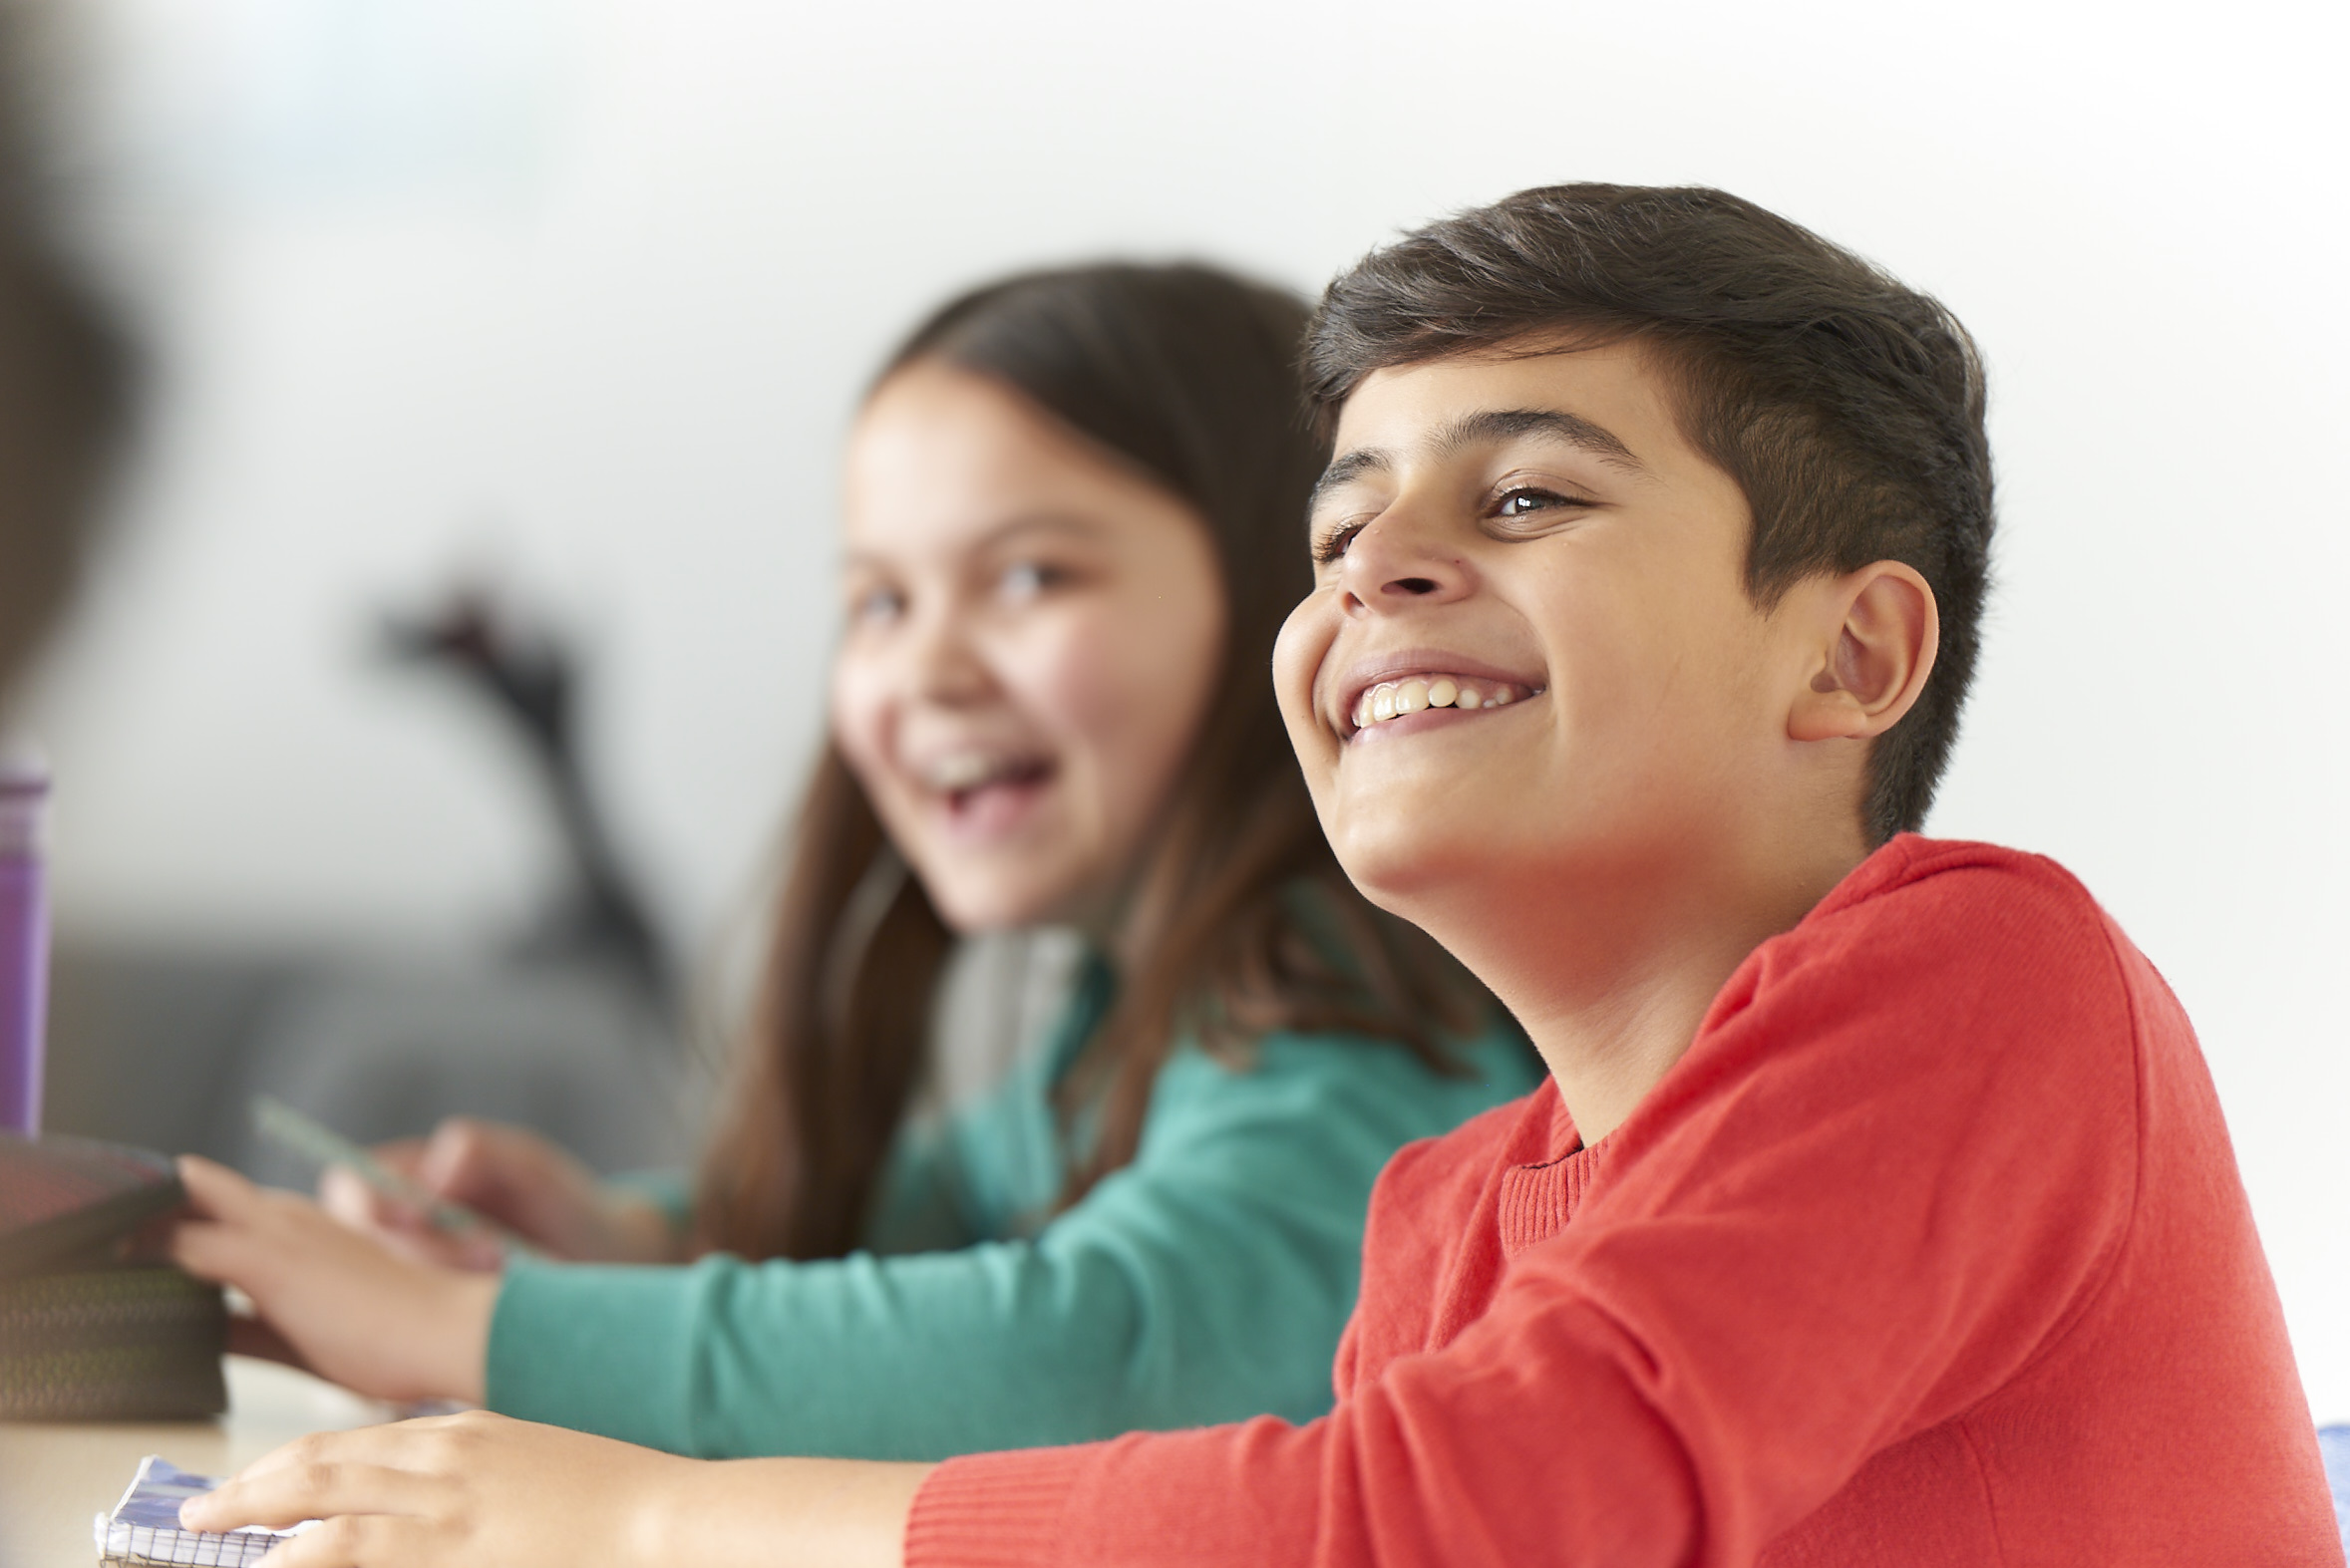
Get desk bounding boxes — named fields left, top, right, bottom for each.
left=0, top=1359, right=390, bottom=1567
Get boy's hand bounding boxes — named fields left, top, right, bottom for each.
left=170, top=1156, right=497, bottom=1405
left=179, top=1411, right=928, bottom=1568
left=320, top=1118, right=679, bottom=1267
left=179, top=1413, right=693, bottom=1568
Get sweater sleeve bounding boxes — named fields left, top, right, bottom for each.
left=906, top=855, right=2147, bottom=1567
left=484, top=1023, right=1533, bottom=1460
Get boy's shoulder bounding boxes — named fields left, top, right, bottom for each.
left=1766, top=834, right=2144, bottom=1016
left=1812, top=834, right=2112, bottom=933
left=1659, top=835, right=2186, bottom=1162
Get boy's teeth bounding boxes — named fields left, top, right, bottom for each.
left=1350, top=674, right=1539, bottom=732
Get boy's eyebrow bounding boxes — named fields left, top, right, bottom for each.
left=1313, top=406, right=1646, bottom=505
left=1433, top=407, right=1645, bottom=470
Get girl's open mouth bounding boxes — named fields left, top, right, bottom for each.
left=925, top=752, right=1058, bottom=835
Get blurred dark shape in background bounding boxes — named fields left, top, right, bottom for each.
left=44, top=577, right=695, bottom=1188
left=380, top=582, right=672, bottom=1007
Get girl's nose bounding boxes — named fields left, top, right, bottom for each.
left=904, top=605, right=994, bottom=706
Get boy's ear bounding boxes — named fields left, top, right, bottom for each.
left=1787, top=561, right=1939, bottom=743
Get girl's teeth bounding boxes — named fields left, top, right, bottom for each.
left=1428, top=678, right=1458, bottom=709
left=1454, top=683, right=1480, bottom=710
left=1372, top=686, right=1399, bottom=722
left=1397, top=680, right=1429, bottom=715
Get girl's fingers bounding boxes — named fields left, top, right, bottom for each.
left=318, top=1165, right=400, bottom=1230
left=168, top=1217, right=251, bottom=1284
left=224, top=1313, right=310, bottom=1369
left=175, top=1155, right=263, bottom=1221
left=418, top=1118, right=496, bottom=1199
left=367, top=1138, right=431, bottom=1181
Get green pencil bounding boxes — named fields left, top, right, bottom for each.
left=249, top=1096, right=541, bottom=1259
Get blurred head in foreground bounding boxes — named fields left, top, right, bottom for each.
left=0, top=9, right=128, bottom=702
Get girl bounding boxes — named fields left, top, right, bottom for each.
left=173, top=262, right=1535, bottom=1461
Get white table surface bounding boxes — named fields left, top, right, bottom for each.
left=0, top=1358, right=391, bottom=1568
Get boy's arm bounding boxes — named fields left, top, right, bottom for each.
left=908, top=860, right=2146, bottom=1566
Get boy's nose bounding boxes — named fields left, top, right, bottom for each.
left=1337, top=514, right=1472, bottom=612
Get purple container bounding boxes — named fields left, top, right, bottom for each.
left=0, top=751, right=50, bottom=1135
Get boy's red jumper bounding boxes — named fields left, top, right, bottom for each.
left=907, top=837, right=2340, bottom=1566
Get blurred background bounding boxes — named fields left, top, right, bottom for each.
left=6, top=0, right=2345, bottom=1413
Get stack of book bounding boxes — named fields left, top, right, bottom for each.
left=0, top=1132, right=225, bottom=1420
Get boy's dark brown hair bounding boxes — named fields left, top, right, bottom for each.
left=1306, top=183, right=1993, bottom=842
left=695, top=262, right=1483, bottom=1263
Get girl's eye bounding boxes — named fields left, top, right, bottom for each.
left=848, top=585, right=905, bottom=626
left=998, top=560, right=1064, bottom=601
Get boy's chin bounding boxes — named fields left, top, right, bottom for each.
left=1331, top=825, right=1508, bottom=922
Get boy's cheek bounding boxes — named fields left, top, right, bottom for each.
left=1270, top=595, right=1339, bottom=767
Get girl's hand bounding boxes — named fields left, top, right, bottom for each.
left=179, top=1411, right=929, bottom=1568
left=320, top=1118, right=680, bottom=1267
left=170, top=1156, right=498, bottom=1405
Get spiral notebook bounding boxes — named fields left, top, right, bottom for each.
left=93, top=1457, right=312, bottom=1568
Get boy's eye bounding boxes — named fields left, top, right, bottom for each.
left=1311, top=520, right=1366, bottom=565
left=1493, top=486, right=1575, bottom=519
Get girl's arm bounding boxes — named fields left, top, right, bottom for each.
left=488, top=1025, right=1530, bottom=1458
left=178, top=1413, right=927, bottom=1568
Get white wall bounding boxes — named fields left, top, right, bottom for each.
left=22, top=0, right=2350, bottom=1413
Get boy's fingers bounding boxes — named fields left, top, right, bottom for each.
left=188, top=1435, right=438, bottom=1531
left=258, top=1513, right=427, bottom=1568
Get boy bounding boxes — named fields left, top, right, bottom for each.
left=183, top=184, right=2339, bottom=1565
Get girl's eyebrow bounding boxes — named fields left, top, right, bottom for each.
left=1314, top=405, right=1647, bottom=506
left=840, top=512, right=1106, bottom=574
left=971, top=511, right=1107, bottom=547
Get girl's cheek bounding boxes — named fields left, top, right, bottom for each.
left=996, top=608, right=1131, bottom=743
left=829, top=659, right=893, bottom=781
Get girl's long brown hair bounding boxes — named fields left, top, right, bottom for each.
left=694, top=263, right=1485, bottom=1262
